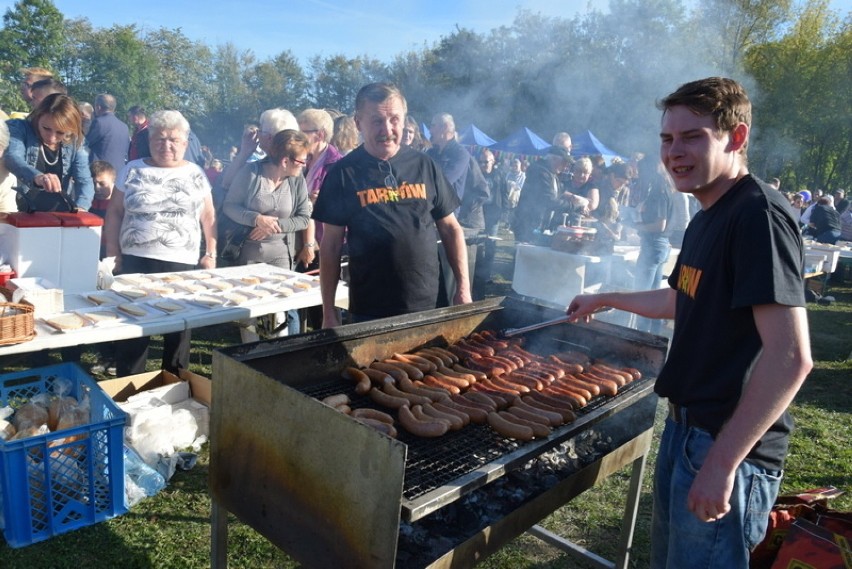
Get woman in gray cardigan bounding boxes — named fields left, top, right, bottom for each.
left=223, top=129, right=312, bottom=339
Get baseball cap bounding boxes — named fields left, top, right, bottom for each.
left=797, top=190, right=812, bottom=202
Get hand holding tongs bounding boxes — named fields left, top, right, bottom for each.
left=500, top=307, right=612, bottom=338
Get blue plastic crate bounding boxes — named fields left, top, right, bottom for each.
left=0, top=363, right=127, bottom=548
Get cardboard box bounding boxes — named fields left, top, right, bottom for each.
left=99, top=369, right=211, bottom=407
left=99, top=369, right=211, bottom=463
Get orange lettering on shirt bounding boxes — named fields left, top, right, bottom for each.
left=676, top=264, right=702, bottom=299
left=356, top=183, right=428, bottom=208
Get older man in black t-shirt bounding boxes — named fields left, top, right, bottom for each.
left=313, top=83, right=472, bottom=325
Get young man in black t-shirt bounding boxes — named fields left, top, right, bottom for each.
left=567, top=77, right=812, bottom=568
left=314, top=83, right=471, bottom=324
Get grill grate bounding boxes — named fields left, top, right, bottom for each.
left=296, top=375, right=651, bottom=501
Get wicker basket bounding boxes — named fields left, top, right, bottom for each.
left=0, top=302, right=35, bottom=346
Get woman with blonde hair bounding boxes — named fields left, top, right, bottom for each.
left=5, top=93, right=93, bottom=211
left=331, top=115, right=359, bottom=155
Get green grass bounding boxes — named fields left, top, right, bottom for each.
left=1, top=236, right=849, bottom=568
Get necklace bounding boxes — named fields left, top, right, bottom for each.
left=40, top=144, right=59, bottom=166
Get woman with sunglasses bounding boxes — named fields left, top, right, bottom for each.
left=5, top=93, right=93, bottom=212
left=223, top=129, right=312, bottom=340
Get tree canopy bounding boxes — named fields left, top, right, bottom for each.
left=0, top=0, right=848, bottom=190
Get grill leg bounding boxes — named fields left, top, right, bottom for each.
left=615, top=452, right=648, bottom=569
left=527, top=451, right=648, bottom=569
left=211, top=498, right=229, bottom=569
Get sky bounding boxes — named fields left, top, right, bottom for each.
left=12, top=0, right=842, bottom=65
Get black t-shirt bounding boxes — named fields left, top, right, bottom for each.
left=810, top=204, right=841, bottom=234
left=657, top=175, right=805, bottom=470
left=313, top=145, right=459, bottom=318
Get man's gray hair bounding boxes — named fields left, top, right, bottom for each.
left=149, top=110, right=190, bottom=138
left=95, top=93, right=117, bottom=112
left=355, top=83, right=407, bottom=116
left=432, top=112, right=455, bottom=133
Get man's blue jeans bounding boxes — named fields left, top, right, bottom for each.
left=650, top=412, right=782, bottom=569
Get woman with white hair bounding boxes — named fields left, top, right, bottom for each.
left=104, top=109, right=217, bottom=376
left=217, top=107, right=299, bottom=198
left=0, top=121, right=17, bottom=212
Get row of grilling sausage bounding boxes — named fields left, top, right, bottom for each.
left=331, top=331, right=642, bottom=441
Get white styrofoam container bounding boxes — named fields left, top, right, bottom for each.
left=52, top=212, right=102, bottom=294
left=0, top=214, right=62, bottom=286
left=804, top=253, right=827, bottom=275
left=806, top=244, right=840, bottom=273
left=512, top=244, right=586, bottom=307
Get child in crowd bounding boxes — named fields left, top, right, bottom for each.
left=89, top=160, right=115, bottom=220
left=89, top=160, right=117, bottom=376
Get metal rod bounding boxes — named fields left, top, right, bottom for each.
left=527, top=524, right=615, bottom=569
left=501, top=307, right=612, bottom=338
left=615, top=452, right=649, bottom=569
left=211, top=499, right=228, bottom=569
left=501, top=315, right=572, bottom=338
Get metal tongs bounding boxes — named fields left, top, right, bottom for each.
left=500, top=306, right=613, bottom=338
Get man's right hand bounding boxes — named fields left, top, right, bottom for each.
left=566, top=294, right=607, bottom=322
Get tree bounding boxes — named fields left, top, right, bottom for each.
left=745, top=0, right=851, bottom=190
left=201, top=43, right=257, bottom=153
left=143, top=27, right=214, bottom=123
left=689, top=0, right=793, bottom=75
left=71, top=25, right=161, bottom=113
left=0, top=0, right=66, bottom=111
left=308, top=54, right=389, bottom=113
left=246, top=50, right=311, bottom=115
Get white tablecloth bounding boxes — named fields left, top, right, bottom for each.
left=0, top=264, right=348, bottom=357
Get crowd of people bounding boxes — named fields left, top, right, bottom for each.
left=0, top=63, right=838, bottom=568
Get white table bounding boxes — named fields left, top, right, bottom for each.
left=0, top=264, right=348, bottom=358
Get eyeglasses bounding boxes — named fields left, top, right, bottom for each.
left=301, top=129, right=319, bottom=134
left=151, top=136, right=187, bottom=146
left=378, top=160, right=398, bottom=189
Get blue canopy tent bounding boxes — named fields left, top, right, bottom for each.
left=571, top=130, right=624, bottom=165
left=457, top=124, right=497, bottom=147
left=489, top=127, right=551, bottom=156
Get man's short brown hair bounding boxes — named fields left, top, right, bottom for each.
left=355, top=83, right=407, bottom=116
left=658, top=77, right=752, bottom=155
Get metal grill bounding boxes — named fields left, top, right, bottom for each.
left=297, top=370, right=653, bottom=502
left=211, top=296, right=668, bottom=569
